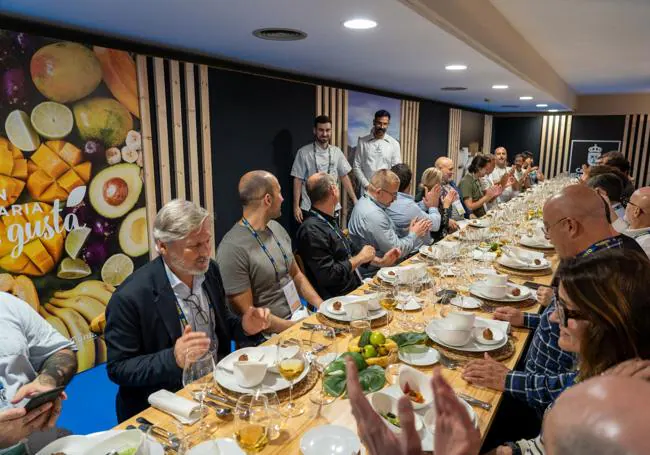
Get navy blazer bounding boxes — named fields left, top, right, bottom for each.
left=105, top=256, right=254, bottom=422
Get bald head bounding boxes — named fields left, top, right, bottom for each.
left=435, top=157, right=454, bottom=183
left=626, top=187, right=650, bottom=229
left=238, top=170, right=277, bottom=207
left=543, top=185, right=613, bottom=257
left=306, top=172, right=337, bottom=206
left=544, top=376, right=650, bottom=455
left=370, top=169, right=399, bottom=190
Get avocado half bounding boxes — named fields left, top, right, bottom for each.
left=119, top=207, right=148, bottom=257
left=89, top=163, right=142, bottom=219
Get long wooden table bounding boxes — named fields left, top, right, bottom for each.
left=116, top=236, right=558, bottom=453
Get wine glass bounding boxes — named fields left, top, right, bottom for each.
left=234, top=393, right=270, bottom=454
left=378, top=282, right=398, bottom=334
left=182, top=349, right=215, bottom=437
left=308, top=326, right=339, bottom=405
left=277, top=338, right=307, bottom=418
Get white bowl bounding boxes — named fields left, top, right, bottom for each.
left=370, top=392, right=424, bottom=434
left=232, top=361, right=267, bottom=388
left=423, top=397, right=477, bottom=437
left=84, top=429, right=145, bottom=455
left=486, top=274, right=508, bottom=286
left=398, top=366, right=433, bottom=410
left=434, top=324, right=472, bottom=347
left=366, top=294, right=382, bottom=311
left=483, top=284, right=507, bottom=299
left=444, top=312, right=476, bottom=331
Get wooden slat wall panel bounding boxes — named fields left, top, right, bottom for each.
left=539, top=114, right=573, bottom=179
left=316, top=86, right=349, bottom=225
left=400, top=100, right=420, bottom=194
left=137, top=57, right=216, bottom=258
left=483, top=115, right=493, bottom=154
left=623, top=114, right=650, bottom=187
left=448, top=109, right=462, bottom=181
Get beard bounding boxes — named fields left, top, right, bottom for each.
left=169, top=250, right=210, bottom=275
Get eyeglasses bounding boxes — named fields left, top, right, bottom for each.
left=627, top=200, right=644, bottom=213
left=183, top=294, right=210, bottom=326
left=380, top=188, right=398, bottom=200
left=556, top=297, right=585, bottom=328
left=542, top=217, right=569, bottom=235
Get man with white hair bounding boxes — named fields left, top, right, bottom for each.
left=105, top=199, right=270, bottom=422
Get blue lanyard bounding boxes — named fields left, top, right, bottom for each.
left=578, top=235, right=623, bottom=257
left=241, top=217, right=290, bottom=282
left=310, top=210, right=352, bottom=256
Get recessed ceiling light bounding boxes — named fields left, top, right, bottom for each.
left=492, top=84, right=509, bottom=90
left=536, top=103, right=548, bottom=108
left=519, top=96, right=533, bottom=100
left=343, top=19, right=377, bottom=30
left=445, top=64, right=468, bottom=71
left=548, top=109, right=559, bottom=112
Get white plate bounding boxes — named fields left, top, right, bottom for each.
left=497, top=255, right=550, bottom=271
left=473, top=326, right=505, bottom=345
left=188, top=439, right=245, bottom=455
left=37, top=430, right=164, bottom=455
left=396, top=298, right=422, bottom=311
left=398, top=346, right=440, bottom=366
left=215, top=346, right=309, bottom=394
left=520, top=235, right=554, bottom=249
left=300, top=425, right=361, bottom=455
left=326, top=299, right=346, bottom=315
left=470, top=281, right=531, bottom=302
left=468, top=219, right=490, bottom=228
left=319, top=298, right=387, bottom=323
left=426, top=319, right=507, bottom=352
left=450, top=296, right=481, bottom=309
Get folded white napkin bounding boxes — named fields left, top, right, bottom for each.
left=510, top=246, right=545, bottom=261
left=148, top=390, right=201, bottom=424
left=472, top=250, right=497, bottom=261
left=475, top=316, right=511, bottom=334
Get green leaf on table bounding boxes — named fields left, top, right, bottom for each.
left=358, top=365, right=386, bottom=393
left=323, top=352, right=366, bottom=376
left=390, top=332, right=428, bottom=348
left=323, top=374, right=347, bottom=397
left=399, top=344, right=429, bottom=354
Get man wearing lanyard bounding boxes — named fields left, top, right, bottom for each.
left=353, top=110, right=401, bottom=195
left=435, top=156, right=468, bottom=222
left=105, top=200, right=270, bottom=422
left=291, top=115, right=357, bottom=223
left=623, top=187, right=650, bottom=258
left=296, top=172, right=401, bottom=299
left=218, top=171, right=323, bottom=333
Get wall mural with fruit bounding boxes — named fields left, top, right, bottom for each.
left=0, top=30, right=150, bottom=373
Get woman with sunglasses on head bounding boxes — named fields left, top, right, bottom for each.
left=495, top=249, right=650, bottom=455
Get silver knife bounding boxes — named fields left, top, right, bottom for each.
left=206, top=392, right=237, bottom=407
left=457, top=393, right=492, bottom=410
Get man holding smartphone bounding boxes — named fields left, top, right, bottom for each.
left=0, top=292, right=77, bottom=454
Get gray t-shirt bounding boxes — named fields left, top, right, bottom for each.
left=291, top=143, right=351, bottom=211
left=217, top=220, right=295, bottom=319
left=0, top=292, right=74, bottom=410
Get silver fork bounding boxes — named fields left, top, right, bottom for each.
left=438, top=352, right=459, bottom=370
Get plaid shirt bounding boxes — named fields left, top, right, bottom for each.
left=504, top=300, right=577, bottom=411
left=504, top=234, right=642, bottom=411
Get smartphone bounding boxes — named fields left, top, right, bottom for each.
left=23, top=386, right=65, bottom=412
left=522, top=281, right=543, bottom=290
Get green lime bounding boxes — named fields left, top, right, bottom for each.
left=369, top=331, right=386, bottom=347
left=31, top=101, right=74, bottom=139
left=64, top=226, right=91, bottom=259
left=57, top=257, right=91, bottom=279
left=362, top=345, right=377, bottom=359
left=5, top=110, right=41, bottom=151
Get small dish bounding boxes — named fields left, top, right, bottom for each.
left=473, top=327, right=505, bottom=345
left=371, top=392, right=424, bottom=433
left=327, top=300, right=346, bottom=315
left=398, top=345, right=440, bottom=367
left=300, top=425, right=362, bottom=455
left=398, top=366, right=434, bottom=410
left=450, top=296, right=481, bottom=309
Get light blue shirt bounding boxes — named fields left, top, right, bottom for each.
left=348, top=195, right=425, bottom=259
left=387, top=192, right=441, bottom=236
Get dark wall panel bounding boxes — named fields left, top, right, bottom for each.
left=570, top=115, right=625, bottom=141
left=209, top=69, right=315, bottom=243
left=460, top=110, right=484, bottom=149
left=492, top=116, right=543, bottom=163
left=417, top=101, right=450, bottom=185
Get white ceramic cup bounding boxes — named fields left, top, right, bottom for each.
left=232, top=361, right=267, bottom=388
left=484, top=284, right=507, bottom=299
left=487, top=274, right=508, bottom=286
left=444, top=312, right=476, bottom=330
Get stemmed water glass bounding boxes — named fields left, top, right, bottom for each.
left=308, top=326, right=339, bottom=406
left=182, top=348, right=215, bottom=437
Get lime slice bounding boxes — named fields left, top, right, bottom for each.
left=65, top=226, right=91, bottom=259
left=57, top=257, right=92, bottom=279
left=30, top=101, right=74, bottom=139
left=101, top=253, right=134, bottom=287
left=5, top=110, right=41, bottom=151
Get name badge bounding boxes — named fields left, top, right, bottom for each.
left=282, top=279, right=302, bottom=315
left=452, top=199, right=466, bottom=217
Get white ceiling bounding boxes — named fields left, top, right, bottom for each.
left=0, top=0, right=565, bottom=112
left=491, top=0, right=650, bottom=94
